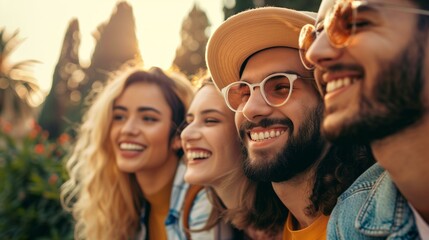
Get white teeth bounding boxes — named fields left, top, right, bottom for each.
left=187, top=151, right=212, bottom=160
left=120, top=143, right=144, bottom=151
left=250, top=130, right=285, bottom=141
left=326, top=77, right=356, bottom=93
left=264, top=132, right=269, bottom=138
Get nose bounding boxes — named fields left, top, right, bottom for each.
left=121, top=117, right=141, bottom=135
left=306, top=31, right=343, bottom=71
left=241, top=87, right=273, bottom=122
left=180, top=122, right=202, bottom=142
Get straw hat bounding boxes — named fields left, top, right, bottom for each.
left=206, top=7, right=315, bottom=91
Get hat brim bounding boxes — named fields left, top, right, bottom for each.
left=206, top=7, right=315, bottom=91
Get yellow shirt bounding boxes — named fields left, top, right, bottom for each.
left=283, top=213, right=329, bottom=240
left=146, top=180, right=173, bottom=240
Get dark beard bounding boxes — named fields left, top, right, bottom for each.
left=325, top=26, right=427, bottom=144
left=240, top=103, right=325, bottom=182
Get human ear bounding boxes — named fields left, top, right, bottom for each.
left=171, top=135, right=182, bottom=151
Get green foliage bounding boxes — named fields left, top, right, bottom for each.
left=0, top=119, right=74, bottom=239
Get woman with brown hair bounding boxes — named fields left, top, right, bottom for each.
left=181, top=75, right=284, bottom=239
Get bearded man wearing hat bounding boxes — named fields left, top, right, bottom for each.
left=206, top=7, right=375, bottom=239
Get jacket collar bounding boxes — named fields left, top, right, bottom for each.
left=356, top=167, right=418, bottom=238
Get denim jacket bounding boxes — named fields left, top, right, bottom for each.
left=328, top=163, right=420, bottom=239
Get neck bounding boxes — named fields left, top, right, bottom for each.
left=136, top=153, right=179, bottom=197
left=371, top=114, right=429, bottom=223
left=212, top=170, right=248, bottom=209
left=272, top=169, right=319, bottom=229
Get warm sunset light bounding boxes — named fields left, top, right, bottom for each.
left=0, top=0, right=223, bottom=94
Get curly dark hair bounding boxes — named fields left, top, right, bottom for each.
left=227, top=181, right=287, bottom=235
left=308, top=143, right=375, bottom=215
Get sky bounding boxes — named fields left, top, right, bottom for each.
left=0, top=0, right=224, bottom=95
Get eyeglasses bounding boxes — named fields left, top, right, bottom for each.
left=299, top=0, right=429, bottom=70
left=221, top=73, right=313, bottom=112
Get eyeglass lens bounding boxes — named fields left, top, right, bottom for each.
left=299, top=0, right=357, bottom=62
left=299, top=24, right=317, bottom=70
left=225, top=74, right=292, bottom=112
left=325, top=0, right=356, bottom=48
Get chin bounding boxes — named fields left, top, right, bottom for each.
left=116, top=166, right=135, bottom=173
left=184, top=172, right=196, bottom=183
left=184, top=173, right=205, bottom=185
left=116, top=160, right=140, bottom=173
left=249, top=152, right=276, bottom=167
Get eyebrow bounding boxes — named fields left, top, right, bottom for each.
left=240, top=71, right=302, bottom=82
left=186, top=109, right=227, bottom=118
left=357, top=4, right=379, bottom=14
left=113, top=105, right=162, bottom=115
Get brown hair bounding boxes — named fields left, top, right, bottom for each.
left=308, top=143, right=375, bottom=215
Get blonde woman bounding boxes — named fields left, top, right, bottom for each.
left=61, top=67, right=214, bottom=240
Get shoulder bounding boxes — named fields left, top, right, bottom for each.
left=329, top=163, right=419, bottom=239
left=188, top=188, right=212, bottom=226
left=337, top=163, right=384, bottom=200
left=328, top=164, right=384, bottom=239
left=187, top=188, right=216, bottom=239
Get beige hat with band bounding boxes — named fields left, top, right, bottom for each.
left=206, top=7, right=315, bottom=91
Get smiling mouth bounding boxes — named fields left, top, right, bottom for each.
left=186, top=151, right=212, bottom=161
left=326, top=77, right=360, bottom=93
left=249, top=129, right=286, bottom=141
left=119, top=142, right=146, bottom=151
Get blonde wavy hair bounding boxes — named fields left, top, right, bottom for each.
left=61, top=66, right=194, bottom=240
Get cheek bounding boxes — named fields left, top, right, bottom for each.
left=314, top=69, right=326, bottom=95
left=350, top=32, right=410, bottom=76
left=109, top=125, right=119, bottom=143
left=149, top=125, right=173, bottom=148
left=234, top=113, right=243, bottom=131
left=289, top=101, right=319, bottom=132
left=222, top=127, right=242, bottom=163
left=424, top=41, right=429, bottom=105
left=223, top=143, right=242, bottom=168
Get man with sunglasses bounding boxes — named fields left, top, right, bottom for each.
left=206, top=7, right=374, bottom=239
left=301, top=0, right=429, bottom=239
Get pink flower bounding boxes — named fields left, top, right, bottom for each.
left=34, top=144, right=45, bottom=154
left=58, top=133, right=70, bottom=145
left=48, top=174, right=59, bottom=185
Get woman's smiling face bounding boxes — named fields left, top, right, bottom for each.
left=110, top=82, right=178, bottom=173
left=181, top=84, right=242, bottom=187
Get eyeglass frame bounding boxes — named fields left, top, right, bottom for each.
left=299, top=0, right=429, bottom=69
left=220, top=72, right=314, bottom=113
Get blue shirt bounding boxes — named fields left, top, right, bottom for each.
left=328, top=163, right=420, bottom=239
left=137, top=161, right=214, bottom=240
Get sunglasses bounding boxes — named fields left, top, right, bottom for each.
left=299, top=0, right=429, bottom=70
left=221, top=73, right=313, bottom=112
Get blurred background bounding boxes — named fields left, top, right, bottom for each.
left=0, top=0, right=320, bottom=238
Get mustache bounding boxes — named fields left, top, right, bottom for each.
left=325, top=64, right=363, bottom=73
left=238, top=118, right=293, bottom=140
